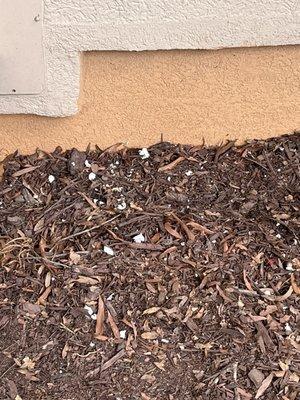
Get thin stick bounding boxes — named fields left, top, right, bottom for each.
left=57, top=215, right=120, bottom=243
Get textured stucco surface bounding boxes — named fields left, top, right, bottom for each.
left=0, top=0, right=299, bottom=116
left=0, top=46, right=299, bottom=158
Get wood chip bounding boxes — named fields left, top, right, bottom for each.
left=107, top=311, right=120, bottom=339
left=141, top=331, right=158, bottom=340
left=12, top=166, right=38, bottom=177
left=95, top=295, right=105, bottom=337
left=101, top=349, right=126, bottom=372
left=158, top=156, right=185, bottom=172
left=143, top=307, right=161, bottom=315
left=164, top=222, right=182, bottom=239
left=37, top=286, right=52, bottom=305
left=291, top=274, right=300, bottom=295
left=255, top=373, right=273, bottom=399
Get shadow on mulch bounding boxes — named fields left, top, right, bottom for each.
left=0, top=134, right=299, bottom=400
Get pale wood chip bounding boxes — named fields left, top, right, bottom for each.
left=143, top=307, right=161, bottom=315
left=101, top=349, right=126, bottom=372
left=291, top=274, right=300, bottom=295
left=158, top=156, right=185, bottom=172
left=95, top=295, right=105, bottom=336
left=255, top=373, right=273, bottom=399
left=141, top=331, right=158, bottom=340
left=107, top=311, right=120, bottom=339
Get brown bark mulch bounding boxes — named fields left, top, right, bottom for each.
left=0, top=134, right=299, bottom=400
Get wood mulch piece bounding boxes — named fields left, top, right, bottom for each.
left=0, top=134, right=299, bottom=400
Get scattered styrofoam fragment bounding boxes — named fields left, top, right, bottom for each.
left=103, top=245, right=115, bottom=256
left=120, top=330, right=127, bottom=339
left=139, top=148, right=150, bottom=160
left=133, top=233, right=145, bottom=243
left=48, top=175, right=55, bottom=183
left=85, top=160, right=91, bottom=167
left=286, top=262, right=294, bottom=272
left=88, top=172, right=96, bottom=181
left=84, top=305, right=94, bottom=316
left=185, top=170, right=193, bottom=176
left=117, top=201, right=127, bottom=211
left=285, top=323, right=292, bottom=334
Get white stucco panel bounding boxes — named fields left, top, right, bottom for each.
left=0, top=0, right=299, bottom=116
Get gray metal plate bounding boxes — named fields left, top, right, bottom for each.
left=0, top=0, right=44, bottom=95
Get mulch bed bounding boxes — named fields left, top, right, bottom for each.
left=0, top=134, right=299, bottom=400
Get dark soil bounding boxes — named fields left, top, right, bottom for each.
left=0, top=134, right=299, bottom=400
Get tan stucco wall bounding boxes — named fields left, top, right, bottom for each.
left=0, top=46, right=299, bottom=157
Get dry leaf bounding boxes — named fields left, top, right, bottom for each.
left=278, top=360, right=289, bottom=371
left=291, top=274, right=300, bottom=295
left=142, top=307, right=161, bottom=315
left=252, top=252, right=264, bottom=265
left=95, top=295, right=105, bottom=336
left=37, top=286, right=52, bottom=305
left=170, top=212, right=195, bottom=242
left=249, top=315, right=267, bottom=322
left=243, top=270, right=254, bottom=291
left=255, top=373, right=273, bottom=399
left=236, top=387, right=252, bottom=399
left=107, top=311, right=120, bottom=339
left=186, top=221, right=214, bottom=235
left=146, top=282, right=157, bottom=294
left=154, top=360, right=165, bottom=371
left=141, top=374, right=156, bottom=383
left=76, top=276, right=100, bottom=285
left=12, top=166, right=38, bottom=177
left=20, top=357, right=35, bottom=371
left=122, top=318, right=138, bottom=340
left=164, top=222, right=182, bottom=239
left=34, top=218, right=44, bottom=232
left=69, top=249, right=81, bottom=265
left=62, top=342, right=70, bottom=359
left=22, top=303, right=41, bottom=315
left=141, top=331, right=158, bottom=340
left=94, top=334, right=109, bottom=341
left=141, top=393, right=151, bottom=400
left=101, top=349, right=126, bottom=372
left=274, top=286, right=293, bottom=302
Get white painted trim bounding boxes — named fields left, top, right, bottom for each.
left=0, top=0, right=299, bottom=117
